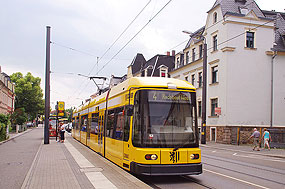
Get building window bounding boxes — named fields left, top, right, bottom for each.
left=186, top=51, right=189, bottom=64
left=246, top=31, right=254, bottom=48
left=160, top=68, right=167, bottom=77
left=212, top=66, right=218, bottom=84
left=198, top=72, right=202, bottom=88
left=176, top=57, right=180, bottom=68
left=198, top=101, right=202, bottom=117
left=192, top=48, right=196, bottom=62
left=199, top=44, right=203, bottom=59
left=213, top=35, right=218, bottom=51
left=185, top=76, right=188, bottom=81
left=191, top=74, right=195, bottom=87
left=213, top=12, right=217, bottom=23
left=211, top=98, right=218, bottom=116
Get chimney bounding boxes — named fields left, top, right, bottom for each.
left=171, top=50, right=175, bottom=56
left=166, top=51, right=170, bottom=56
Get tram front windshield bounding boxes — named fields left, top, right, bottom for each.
left=132, top=90, right=198, bottom=148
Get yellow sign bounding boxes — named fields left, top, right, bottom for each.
left=58, top=101, right=65, bottom=117
left=58, top=101, right=65, bottom=111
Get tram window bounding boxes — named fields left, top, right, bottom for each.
left=81, top=116, right=88, bottom=132
left=91, top=113, right=99, bottom=135
left=115, top=112, right=124, bottom=140
left=132, top=90, right=198, bottom=148
left=72, top=118, right=75, bottom=129
left=107, top=109, right=115, bottom=138
left=123, top=110, right=130, bottom=142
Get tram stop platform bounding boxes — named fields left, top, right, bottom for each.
left=21, top=133, right=151, bottom=189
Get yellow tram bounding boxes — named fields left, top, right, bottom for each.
left=72, top=77, right=202, bottom=175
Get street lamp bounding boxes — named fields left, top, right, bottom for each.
left=182, top=30, right=207, bottom=144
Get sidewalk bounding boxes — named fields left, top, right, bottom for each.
left=201, top=141, right=285, bottom=159
left=21, top=134, right=151, bottom=189
left=0, top=128, right=33, bottom=145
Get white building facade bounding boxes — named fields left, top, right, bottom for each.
left=170, top=0, right=285, bottom=144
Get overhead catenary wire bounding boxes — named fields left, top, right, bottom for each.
left=172, top=16, right=277, bottom=72
left=95, top=0, right=173, bottom=76
left=168, top=0, right=257, bottom=52
left=66, top=0, right=272, bottom=106
left=68, top=0, right=153, bottom=101
left=72, top=0, right=173, bottom=101
left=51, top=41, right=99, bottom=58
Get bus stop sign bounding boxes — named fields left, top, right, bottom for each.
left=57, top=101, right=65, bottom=117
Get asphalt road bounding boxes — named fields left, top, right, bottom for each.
left=139, top=147, right=285, bottom=189
left=0, top=127, right=43, bottom=189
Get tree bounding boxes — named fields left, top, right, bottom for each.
left=11, top=108, right=28, bottom=126
left=10, top=72, right=44, bottom=121
left=65, top=108, right=74, bottom=122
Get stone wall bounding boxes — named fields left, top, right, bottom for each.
left=205, top=126, right=285, bottom=145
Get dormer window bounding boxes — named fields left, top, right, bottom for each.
left=240, top=7, right=249, bottom=15
left=213, top=12, right=217, bottom=23
left=159, top=67, right=168, bottom=78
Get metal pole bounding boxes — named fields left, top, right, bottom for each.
left=270, top=52, right=276, bottom=127
left=56, top=102, right=58, bottom=142
left=201, top=43, right=207, bottom=144
left=44, top=26, right=51, bottom=144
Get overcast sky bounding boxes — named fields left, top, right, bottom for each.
left=1, top=0, right=284, bottom=109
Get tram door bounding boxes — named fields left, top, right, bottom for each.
left=98, top=112, right=104, bottom=155
left=86, top=114, right=91, bottom=146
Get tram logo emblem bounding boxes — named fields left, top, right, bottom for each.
left=170, top=151, right=180, bottom=163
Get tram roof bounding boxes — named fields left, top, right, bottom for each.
left=73, top=77, right=196, bottom=113
left=108, top=77, right=195, bottom=97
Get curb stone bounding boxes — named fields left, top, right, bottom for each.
left=0, top=128, right=34, bottom=145
left=200, top=144, right=285, bottom=159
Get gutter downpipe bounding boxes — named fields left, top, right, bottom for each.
left=270, top=51, right=277, bottom=127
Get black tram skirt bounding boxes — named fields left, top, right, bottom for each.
left=130, top=162, right=202, bottom=176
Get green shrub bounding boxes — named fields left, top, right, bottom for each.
left=0, top=114, right=9, bottom=142
left=0, top=123, right=7, bottom=141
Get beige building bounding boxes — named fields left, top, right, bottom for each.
left=0, top=66, right=15, bottom=115
left=170, top=0, right=285, bottom=144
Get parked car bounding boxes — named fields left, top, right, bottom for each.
left=26, top=122, right=34, bottom=127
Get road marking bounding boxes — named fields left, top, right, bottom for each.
left=64, top=140, right=117, bottom=189
left=204, top=169, right=270, bottom=189
left=232, top=153, right=285, bottom=163
left=212, top=150, right=216, bottom=153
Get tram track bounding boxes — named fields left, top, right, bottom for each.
left=203, top=155, right=285, bottom=186
left=180, top=175, right=216, bottom=189
left=203, top=154, right=285, bottom=175
left=137, top=175, right=215, bottom=189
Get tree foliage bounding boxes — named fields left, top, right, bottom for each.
left=10, top=72, right=44, bottom=121
left=11, top=108, right=28, bottom=126
left=65, top=108, right=74, bottom=122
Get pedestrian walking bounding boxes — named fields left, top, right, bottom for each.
left=60, top=123, right=65, bottom=143
left=262, top=128, right=271, bottom=150
left=248, top=128, right=260, bottom=151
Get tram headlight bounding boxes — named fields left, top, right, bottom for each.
left=190, top=154, right=199, bottom=160
left=145, top=154, right=158, bottom=160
